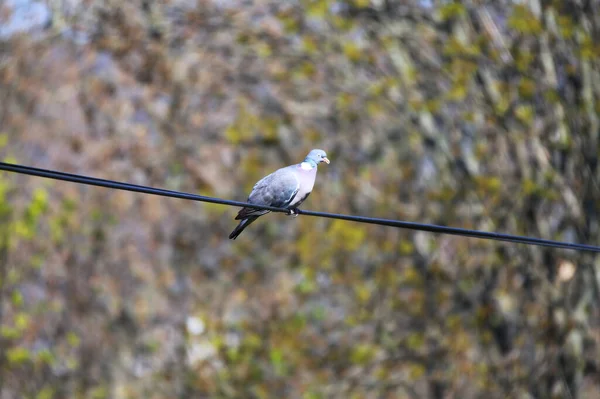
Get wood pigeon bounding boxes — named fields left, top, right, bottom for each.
left=229, top=149, right=330, bottom=239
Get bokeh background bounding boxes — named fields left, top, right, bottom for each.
left=1, top=0, right=600, bottom=398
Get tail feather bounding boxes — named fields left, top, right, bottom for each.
left=229, top=217, right=258, bottom=240
left=235, top=207, right=269, bottom=220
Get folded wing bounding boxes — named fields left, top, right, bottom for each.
left=235, top=167, right=299, bottom=220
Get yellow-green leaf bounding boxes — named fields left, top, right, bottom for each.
left=7, top=347, right=31, bottom=364
left=508, top=5, right=542, bottom=34
left=439, top=3, right=466, bottom=20
left=342, top=42, right=362, bottom=62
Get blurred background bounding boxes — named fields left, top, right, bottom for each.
left=0, top=0, right=599, bottom=398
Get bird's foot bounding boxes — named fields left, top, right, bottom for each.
left=286, top=208, right=299, bottom=218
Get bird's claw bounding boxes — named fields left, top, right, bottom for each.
left=286, top=208, right=299, bottom=218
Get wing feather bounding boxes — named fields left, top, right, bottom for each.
left=235, top=167, right=299, bottom=219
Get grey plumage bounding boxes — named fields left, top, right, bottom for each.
left=229, top=149, right=329, bottom=240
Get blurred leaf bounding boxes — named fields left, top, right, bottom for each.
left=302, top=36, right=319, bottom=54
left=336, top=92, right=355, bottom=110
left=494, top=96, right=510, bottom=115
left=270, top=348, right=288, bottom=376
left=444, top=38, right=481, bottom=57
left=11, top=290, right=23, bottom=307
left=331, top=15, right=355, bottom=31
left=399, top=240, right=414, bottom=255
left=406, top=333, right=425, bottom=350
left=446, top=315, right=462, bottom=331
left=327, top=220, right=366, bottom=251
left=521, top=179, right=538, bottom=195
left=515, top=51, right=535, bottom=71
left=256, top=42, right=272, bottom=58
left=90, top=386, right=109, bottom=399
left=544, top=89, right=561, bottom=103
left=515, top=105, right=533, bottom=124
left=408, top=363, right=426, bottom=379
left=508, top=5, right=542, bottom=34
left=305, top=0, right=328, bottom=18
left=366, top=101, right=384, bottom=118
left=225, top=124, right=242, bottom=145
left=278, top=12, right=299, bottom=33
left=297, top=270, right=317, bottom=294
left=0, top=133, right=8, bottom=148
left=351, top=343, right=376, bottom=364
left=342, top=41, right=362, bottom=62
left=352, top=0, right=370, bottom=8
left=558, top=16, right=575, bottom=38
left=439, top=3, right=466, bottom=20
left=15, top=312, right=29, bottom=330
left=448, top=83, right=468, bottom=101
left=3, top=155, right=17, bottom=164
left=311, top=305, right=326, bottom=321
left=296, top=61, right=317, bottom=78
left=67, top=332, right=80, bottom=347
left=303, top=391, right=323, bottom=399
left=518, top=78, right=536, bottom=98
left=245, top=332, right=262, bottom=350
left=580, top=35, right=598, bottom=59
left=0, top=326, right=20, bottom=339
left=7, top=347, right=31, bottom=364
left=36, top=349, right=55, bottom=366
left=289, top=314, right=307, bottom=330
left=354, top=282, right=372, bottom=303
left=35, top=386, right=55, bottom=399
left=401, top=267, right=422, bottom=285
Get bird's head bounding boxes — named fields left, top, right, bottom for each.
left=304, top=149, right=330, bottom=168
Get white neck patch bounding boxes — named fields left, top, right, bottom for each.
left=300, top=162, right=314, bottom=170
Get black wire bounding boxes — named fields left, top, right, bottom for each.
left=0, top=161, right=598, bottom=253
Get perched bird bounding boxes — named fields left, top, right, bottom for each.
left=229, top=149, right=330, bottom=240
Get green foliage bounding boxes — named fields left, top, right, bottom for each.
left=304, top=0, right=329, bottom=18
left=444, top=38, right=481, bottom=57
left=408, top=363, right=426, bottom=379
left=66, top=332, right=80, bottom=347
left=303, top=391, right=323, bottom=399
left=579, top=34, right=600, bottom=59
left=406, top=333, right=425, bottom=350
left=296, top=269, right=317, bottom=294
left=35, top=387, right=55, bottom=399
left=14, top=312, right=30, bottom=330
left=1, top=0, right=599, bottom=398
left=439, top=3, right=467, bottom=20
left=13, top=188, right=48, bottom=239
left=515, top=105, right=534, bottom=124
left=517, top=78, right=536, bottom=98
left=35, top=349, right=55, bottom=366
left=269, top=347, right=288, bottom=376
left=11, top=289, right=24, bottom=306
left=557, top=15, right=576, bottom=39
left=508, top=5, right=542, bottom=34
left=342, top=41, right=362, bottom=63
left=90, top=386, right=109, bottom=399
left=350, top=343, right=376, bottom=364
left=327, top=220, right=366, bottom=251
left=225, top=99, right=280, bottom=145
left=6, top=347, right=31, bottom=365
left=351, top=0, right=370, bottom=8
left=0, top=326, right=21, bottom=339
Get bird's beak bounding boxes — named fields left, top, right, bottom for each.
left=322, top=157, right=330, bottom=164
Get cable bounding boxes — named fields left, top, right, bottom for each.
left=0, top=161, right=598, bottom=253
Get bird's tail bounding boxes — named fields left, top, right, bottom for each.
left=229, top=217, right=258, bottom=240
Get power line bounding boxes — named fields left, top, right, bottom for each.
left=0, top=161, right=598, bottom=253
